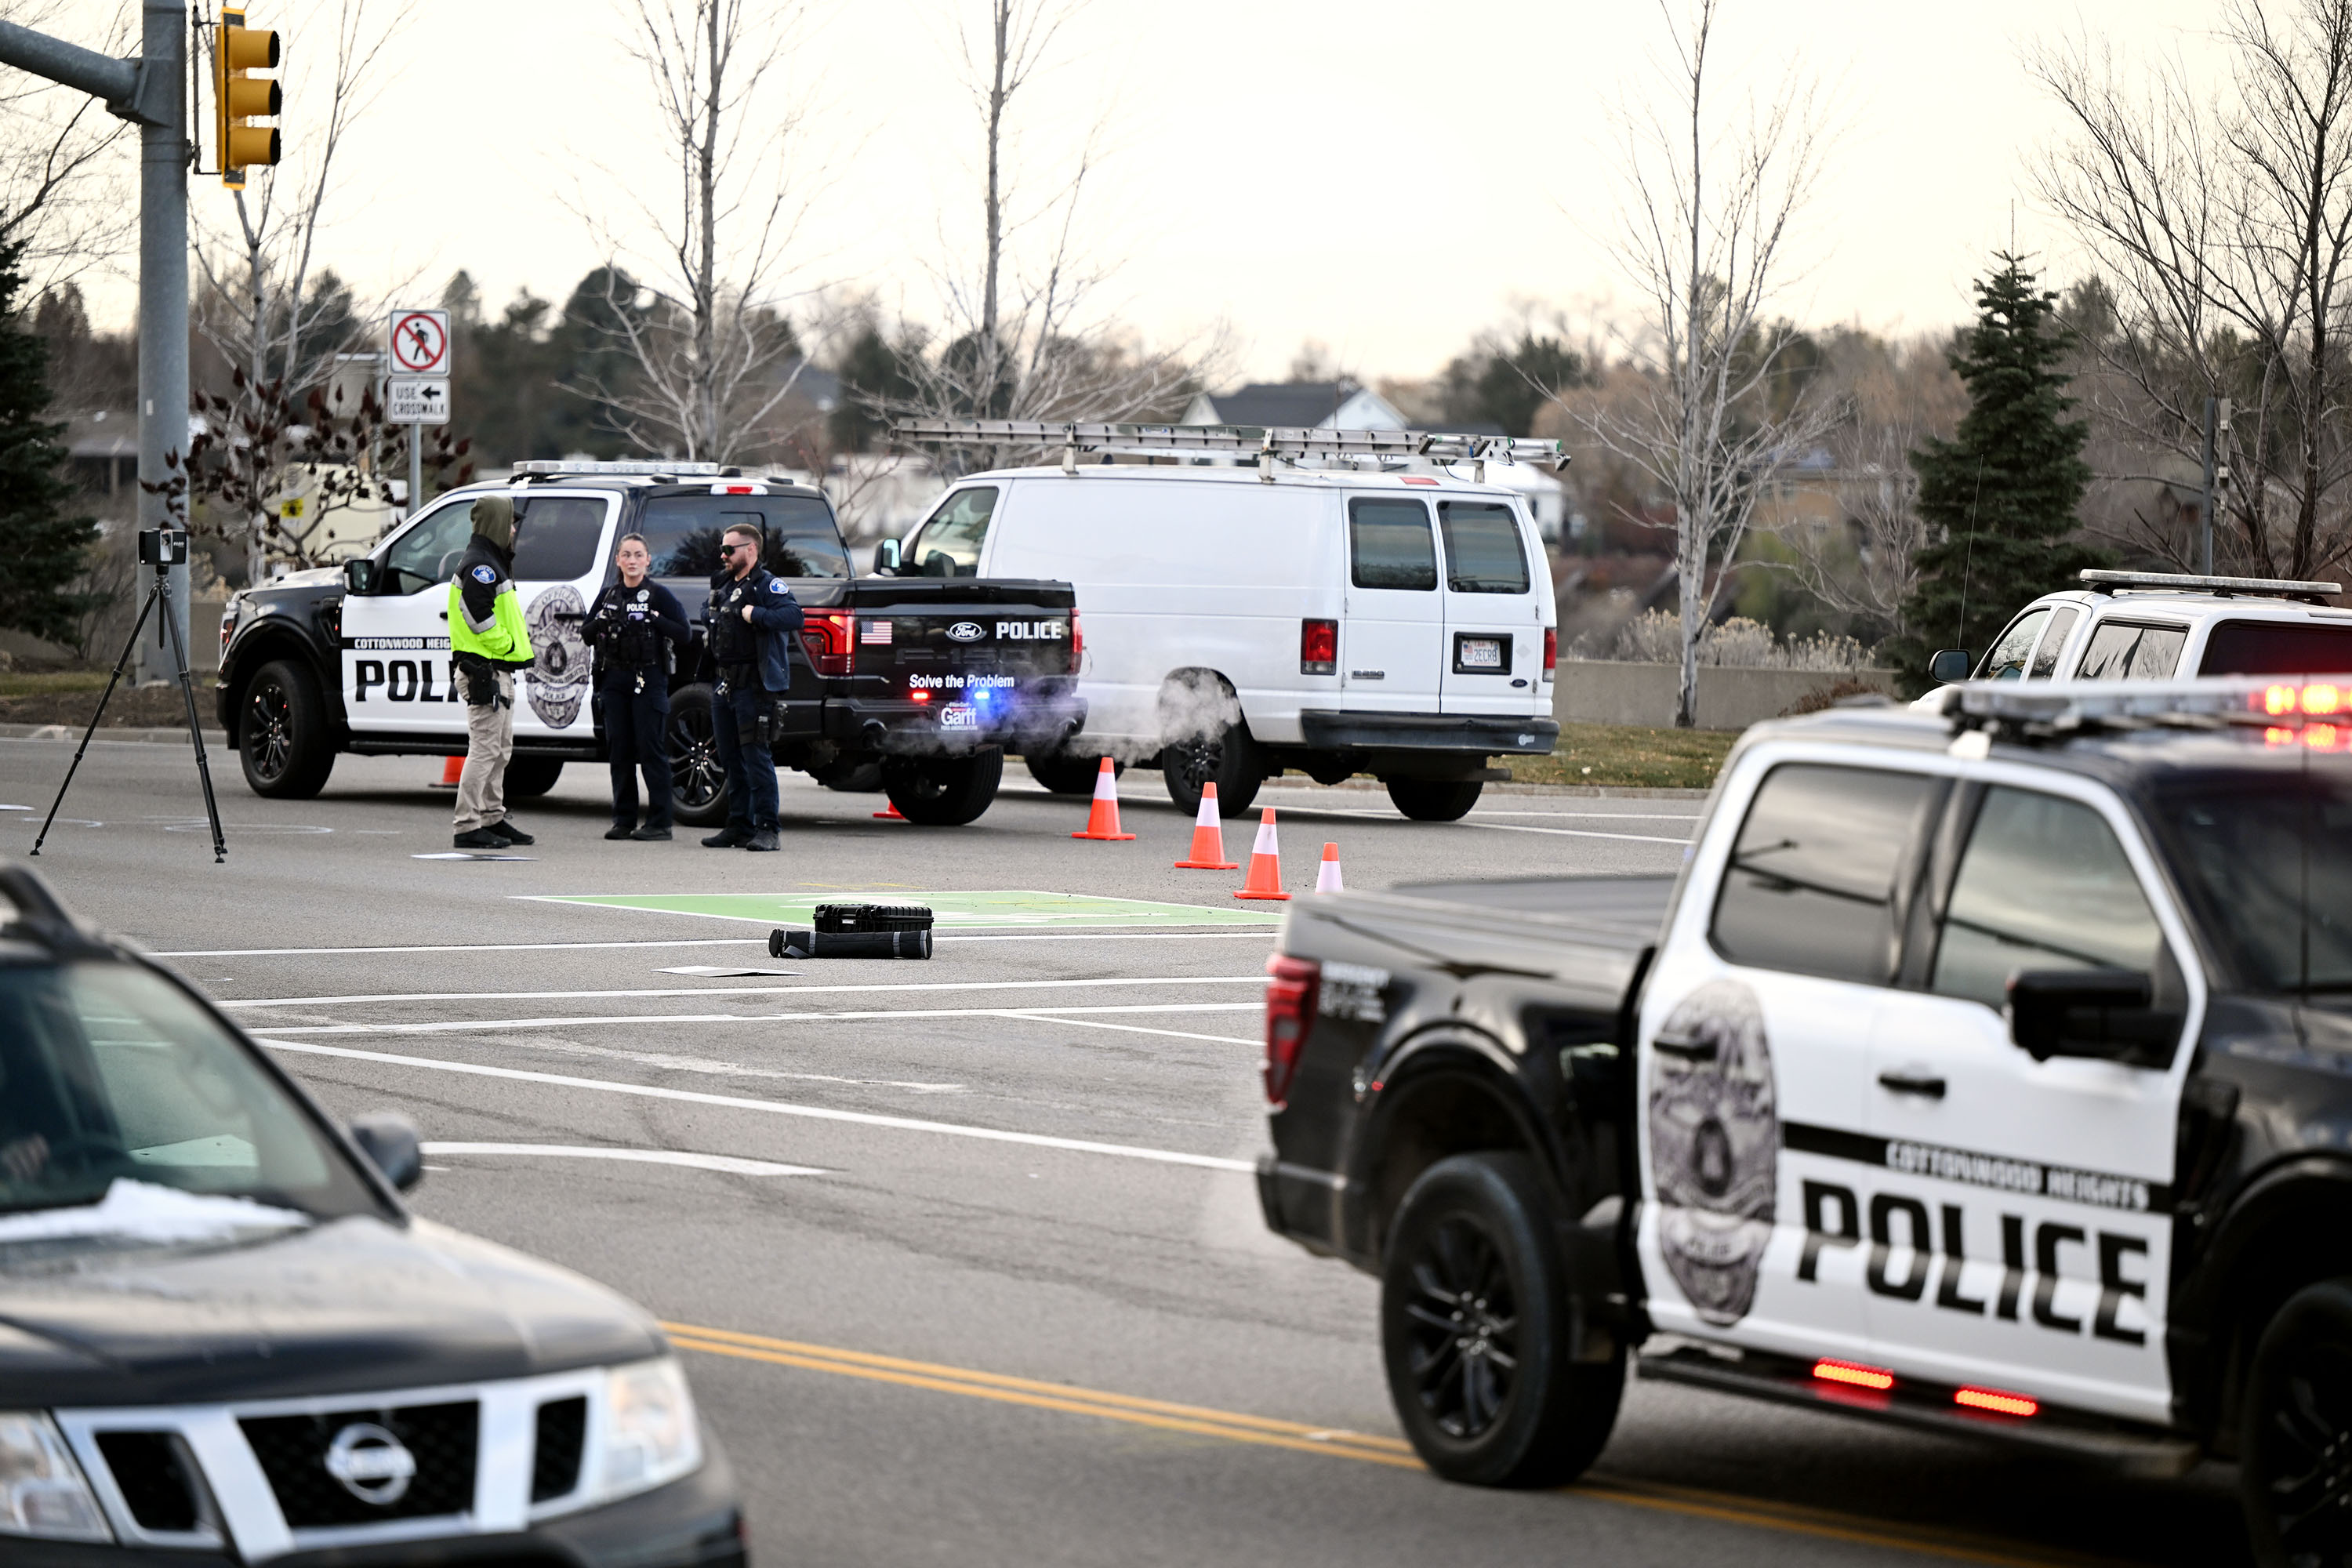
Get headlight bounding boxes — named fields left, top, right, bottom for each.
left=594, top=1357, right=701, bottom=1502
left=0, top=1413, right=110, bottom=1542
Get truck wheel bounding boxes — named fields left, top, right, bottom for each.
left=1386, top=779, right=1485, bottom=822
left=1162, top=721, right=1262, bottom=816
left=669, top=684, right=729, bottom=829
left=1381, top=1152, right=1623, bottom=1488
left=2241, top=1278, right=2352, bottom=1566
left=238, top=659, right=336, bottom=799
left=504, top=757, right=564, bottom=798
left=882, top=747, right=1004, bottom=826
left=1026, top=751, right=1122, bottom=796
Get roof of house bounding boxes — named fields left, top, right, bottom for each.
left=1198, top=381, right=1367, bottom=427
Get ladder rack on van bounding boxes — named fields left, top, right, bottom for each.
left=889, top=418, right=1570, bottom=482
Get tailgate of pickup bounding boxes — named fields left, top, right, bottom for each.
left=843, top=578, right=1076, bottom=700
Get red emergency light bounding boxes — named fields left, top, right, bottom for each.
left=1811, top=1359, right=1895, bottom=1392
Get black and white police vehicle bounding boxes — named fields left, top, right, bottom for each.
left=1930, top=568, right=2352, bottom=686
left=1259, top=673, right=2352, bottom=1564
left=0, top=867, right=746, bottom=1566
left=216, top=462, right=1086, bottom=826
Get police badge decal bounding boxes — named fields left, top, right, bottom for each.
left=524, top=585, right=589, bottom=728
left=1649, top=978, right=1777, bottom=1325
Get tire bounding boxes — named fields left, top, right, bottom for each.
left=238, top=659, right=336, bottom=799
left=2241, top=1277, right=2352, bottom=1566
left=1026, top=751, right=1122, bottom=796
left=1387, top=778, right=1486, bottom=822
left=1159, top=677, right=1262, bottom=816
left=668, top=684, right=728, bottom=829
left=822, top=760, right=885, bottom=793
left=1381, top=1152, right=1623, bottom=1488
left=882, top=747, right=1004, bottom=826
left=504, top=757, right=564, bottom=798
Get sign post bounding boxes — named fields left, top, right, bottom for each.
left=386, top=309, right=451, bottom=517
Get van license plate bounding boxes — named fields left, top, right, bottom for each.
left=938, top=705, right=979, bottom=730
left=1458, top=637, right=1505, bottom=670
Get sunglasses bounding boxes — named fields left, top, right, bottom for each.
left=723, top=540, right=757, bottom=556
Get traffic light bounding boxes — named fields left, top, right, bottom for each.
left=214, top=9, right=281, bottom=190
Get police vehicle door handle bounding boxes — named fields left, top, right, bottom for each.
left=1651, top=1032, right=1716, bottom=1062
left=1876, top=1071, right=1947, bottom=1099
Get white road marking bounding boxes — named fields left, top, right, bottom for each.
left=477, top=1036, right=966, bottom=1094
left=996, top=1014, right=1258, bottom=1047
left=153, top=932, right=1276, bottom=957
left=251, top=1001, right=1265, bottom=1036
left=1461, top=822, right=1691, bottom=845
left=220, top=975, right=1268, bottom=1010
left=265, top=1040, right=1257, bottom=1172
left=419, top=1142, right=825, bottom=1176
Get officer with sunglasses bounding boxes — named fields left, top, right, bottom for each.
left=701, top=522, right=802, bottom=851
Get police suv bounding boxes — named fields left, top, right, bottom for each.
left=1933, top=568, right=2352, bottom=685
left=216, top=462, right=1085, bottom=826
left=1258, top=674, right=2352, bottom=1564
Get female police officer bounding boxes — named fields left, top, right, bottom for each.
left=584, top=533, right=691, bottom=840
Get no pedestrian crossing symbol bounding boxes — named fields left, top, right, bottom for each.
left=387, top=309, right=450, bottom=375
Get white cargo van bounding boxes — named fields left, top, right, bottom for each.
left=882, top=461, right=1559, bottom=821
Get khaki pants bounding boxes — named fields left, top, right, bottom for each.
left=454, top=670, right=515, bottom=832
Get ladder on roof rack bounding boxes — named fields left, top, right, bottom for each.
left=887, top=418, right=1570, bottom=481
left=2079, top=568, right=2342, bottom=601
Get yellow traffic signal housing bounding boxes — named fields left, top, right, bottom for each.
left=214, top=9, right=281, bottom=189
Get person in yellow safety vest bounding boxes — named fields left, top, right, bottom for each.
left=448, top=495, right=537, bottom=850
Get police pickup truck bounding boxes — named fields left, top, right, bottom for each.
left=1258, top=676, right=2352, bottom=1565
left=216, top=462, right=1086, bottom=826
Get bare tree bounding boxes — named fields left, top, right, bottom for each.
left=1573, top=0, right=1839, bottom=727
left=2033, top=0, right=2352, bottom=580
left=574, top=0, right=827, bottom=464
left=0, top=1, right=134, bottom=295
left=188, top=0, right=408, bottom=579
left=887, top=0, right=1210, bottom=474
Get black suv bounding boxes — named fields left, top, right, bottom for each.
left=0, top=867, right=746, bottom=1566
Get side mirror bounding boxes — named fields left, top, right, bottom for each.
left=343, top=557, right=379, bottom=596
left=2008, top=968, right=2160, bottom=1063
left=347, top=1111, right=423, bottom=1192
left=1929, top=649, right=1973, bottom=684
left=873, top=538, right=901, bottom=575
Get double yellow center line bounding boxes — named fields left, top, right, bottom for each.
left=662, top=1321, right=2138, bottom=1568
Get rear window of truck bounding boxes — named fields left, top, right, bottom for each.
left=637, top=494, right=848, bottom=581
left=2198, top=619, right=2352, bottom=676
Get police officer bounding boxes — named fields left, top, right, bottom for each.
left=702, top=521, right=803, bottom=852
left=449, top=494, right=536, bottom=851
left=586, top=533, right=691, bottom=840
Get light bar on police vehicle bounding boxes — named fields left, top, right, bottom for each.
left=888, top=417, right=1570, bottom=480
left=511, top=459, right=724, bottom=477
left=1949, top=674, right=2352, bottom=732
left=2080, top=568, right=2342, bottom=601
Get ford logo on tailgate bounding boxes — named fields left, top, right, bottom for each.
left=946, top=622, right=985, bottom=642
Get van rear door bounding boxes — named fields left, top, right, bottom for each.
left=1434, top=497, right=1542, bottom=716
left=1340, top=497, right=1443, bottom=714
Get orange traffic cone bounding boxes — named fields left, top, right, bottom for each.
left=431, top=755, right=463, bottom=789
left=1174, top=781, right=1239, bottom=869
left=1233, top=808, right=1290, bottom=901
left=873, top=800, right=906, bottom=821
left=1071, top=757, right=1136, bottom=840
left=1315, top=841, right=1344, bottom=893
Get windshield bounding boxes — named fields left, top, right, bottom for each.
left=0, top=962, right=379, bottom=1223
left=2151, top=768, right=2352, bottom=993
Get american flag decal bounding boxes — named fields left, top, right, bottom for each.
left=860, top=619, right=892, bottom=645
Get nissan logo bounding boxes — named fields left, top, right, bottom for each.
left=946, top=622, right=985, bottom=642
left=323, top=1422, right=417, bottom=1506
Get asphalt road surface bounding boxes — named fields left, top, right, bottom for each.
left=0, top=735, right=2250, bottom=1568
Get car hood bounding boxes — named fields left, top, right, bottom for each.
left=0, top=1214, right=664, bottom=1408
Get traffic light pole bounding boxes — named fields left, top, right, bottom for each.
left=0, top=5, right=189, bottom=682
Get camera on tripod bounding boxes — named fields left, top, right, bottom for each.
left=137, top=528, right=189, bottom=567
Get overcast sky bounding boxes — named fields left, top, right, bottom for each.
left=49, top=0, right=2226, bottom=385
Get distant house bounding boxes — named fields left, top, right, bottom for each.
left=64, top=412, right=138, bottom=504
left=1181, top=380, right=1406, bottom=430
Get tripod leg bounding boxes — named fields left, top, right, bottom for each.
left=32, top=584, right=158, bottom=857
left=160, top=578, right=229, bottom=865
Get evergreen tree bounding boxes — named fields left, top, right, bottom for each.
left=0, top=237, right=97, bottom=644
left=1885, top=254, right=2104, bottom=691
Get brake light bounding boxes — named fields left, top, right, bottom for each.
left=1955, top=1386, right=2038, bottom=1417
left=800, top=611, right=854, bottom=677
left=1263, top=953, right=1321, bottom=1107
left=1069, top=609, right=1083, bottom=675
left=1811, top=1359, right=1895, bottom=1392
left=1542, top=626, right=1557, bottom=677
left=1300, top=618, right=1337, bottom=676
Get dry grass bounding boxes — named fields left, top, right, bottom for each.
left=1511, top=723, right=1735, bottom=790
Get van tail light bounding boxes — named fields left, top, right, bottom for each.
left=1300, top=619, right=1338, bottom=676
left=1542, top=627, right=1557, bottom=676
left=800, top=611, right=854, bottom=677
left=1068, top=609, right=1083, bottom=674
left=1264, top=954, right=1321, bottom=1108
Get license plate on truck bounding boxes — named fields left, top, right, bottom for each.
left=938, top=705, right=979, bottom=730
left=1457, top=636, right=1505, bottom=670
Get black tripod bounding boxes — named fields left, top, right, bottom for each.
left=33, top=531, right=228, bottom=863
